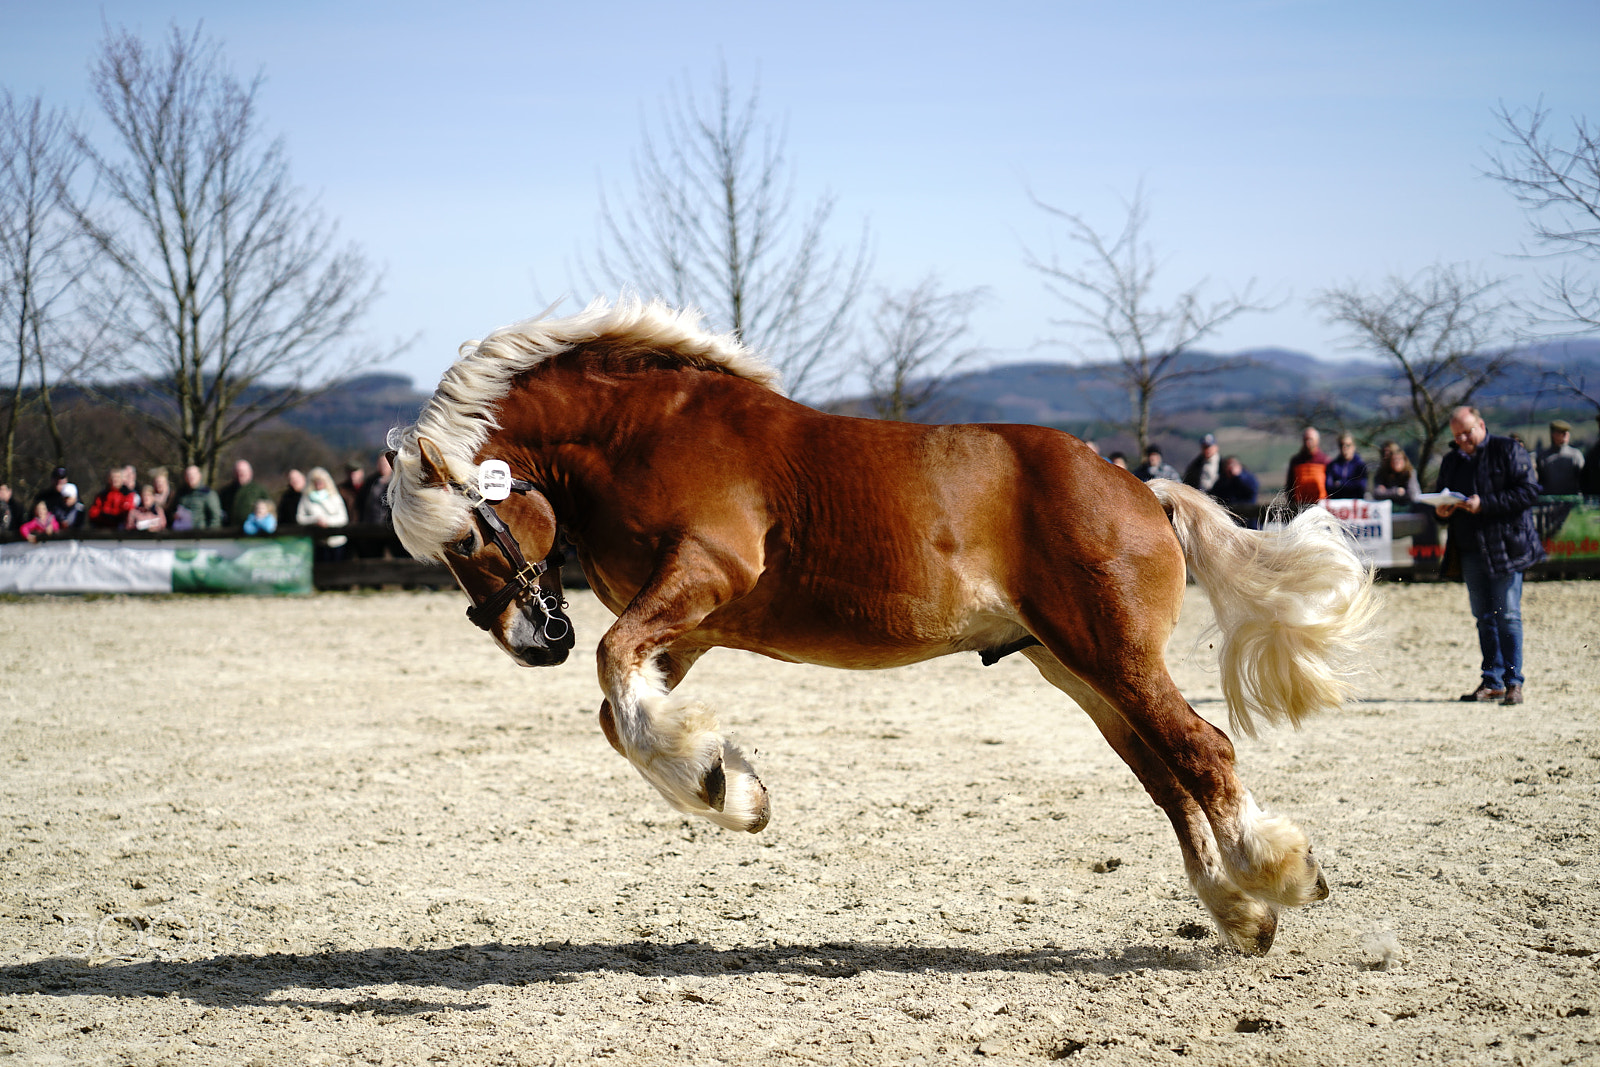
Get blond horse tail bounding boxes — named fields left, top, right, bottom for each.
left=1146, top=479, right=1379, bottom=737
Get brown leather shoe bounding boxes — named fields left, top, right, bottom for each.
left=1460, top=682, right=1506, bottom=702
left=1501, top=684, right=1524, bottom=705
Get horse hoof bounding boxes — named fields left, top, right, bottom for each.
left=702, top=757, right=727, bottom=812
left=745, top=784, right=771, bottom=834
left=1244, top=910, right=1279, bottom=955
left=1223, top=905, right=1280, bottom=955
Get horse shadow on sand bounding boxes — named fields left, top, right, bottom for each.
left=0, top=936, right=1228, bottom=1016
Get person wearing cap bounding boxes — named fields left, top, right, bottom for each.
left=32, top=466, right=70, bottom=521
left=1584, top=417, right=1600, bottom=497
left=1182, top=433, right=1222, bottom=493
left=53, top=482, right=85, bottom=531
left=1133, top=445, right=1179, bottom=483
left=1536, top=419, right=1584, bottom=496
left=1434, top=406, right=1542, bottom=706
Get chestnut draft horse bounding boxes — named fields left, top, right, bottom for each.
left=386, top=299, right=1377, bottom=954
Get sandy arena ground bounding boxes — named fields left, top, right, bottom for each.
left=1, top=579, right=1597, bottom=1066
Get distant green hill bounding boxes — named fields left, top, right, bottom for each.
left=277, top=373, right=432, bottom=454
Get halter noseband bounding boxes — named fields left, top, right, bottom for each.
left=448, top=476, right=569, bottom=639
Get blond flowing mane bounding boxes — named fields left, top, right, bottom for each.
left=387, top=298, right=778, bottom=559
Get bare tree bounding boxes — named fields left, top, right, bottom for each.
left=857, top=277, right=986, bottom=422
left=1488, top=102, right=1600, bottom=331
left=0, top=91, right=95, bottom=488
left=1315, top=265, right=1511, bottom=484
left=71, top=24, right=387, bottom=484
left=1534, top=361, right=1600, bottom=438
left=586, top=67, right=868, bottom=399
left=1025, top=188, right=1269, bottom=454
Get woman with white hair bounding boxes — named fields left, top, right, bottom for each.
left=296, top=466, right=349, bottom=560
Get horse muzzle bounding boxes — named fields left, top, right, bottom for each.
left=507, top=599, right=575, bottom=667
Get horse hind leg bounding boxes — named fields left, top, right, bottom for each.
left=1022, top=648, right=1285, bottom=953
left=1109, top=668, right=1328, bottom=912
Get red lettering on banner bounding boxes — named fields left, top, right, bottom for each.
left=1544, top=537, right=1600, bottom=559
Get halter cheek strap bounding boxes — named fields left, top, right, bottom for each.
left=449, top=477, right=568, bottom=638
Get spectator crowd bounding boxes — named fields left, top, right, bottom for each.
left=1117, top=418, right=1597, bottom=514
left=0, top=455, right=397, bottom=558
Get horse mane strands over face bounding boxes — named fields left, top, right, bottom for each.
left=386, top=297, right=778, bottom=561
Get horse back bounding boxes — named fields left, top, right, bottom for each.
left=668, top=395, right=1176, bottom=665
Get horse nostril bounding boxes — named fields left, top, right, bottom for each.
left=517, top=644, right=569, bottom=667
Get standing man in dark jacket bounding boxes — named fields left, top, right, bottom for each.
left=1210, top=456, right=1259, bottom=507
left=1434, top=407, right=1543, bottom=706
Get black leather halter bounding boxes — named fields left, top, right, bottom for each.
left=448, top=477, right=568, bottom=638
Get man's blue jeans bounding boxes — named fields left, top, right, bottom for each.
left=1459, top=549, right=1524, bottom=689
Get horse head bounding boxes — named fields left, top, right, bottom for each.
left=401, top=436, right=576, bottom=667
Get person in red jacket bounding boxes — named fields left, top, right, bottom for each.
left=1283, top=427, right=1331, bottom=505
left=87, top=468, right=140, bottom=528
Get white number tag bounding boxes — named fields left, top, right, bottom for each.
left=477, top=459, right=512, bottom=501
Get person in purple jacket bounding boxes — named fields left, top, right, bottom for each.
left=1325, top=433, right=1368, bottom=499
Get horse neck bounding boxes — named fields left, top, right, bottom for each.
left=487, top=365, right=702, bottom=509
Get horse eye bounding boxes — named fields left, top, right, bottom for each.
left=450, top=532, right=476, bottom=556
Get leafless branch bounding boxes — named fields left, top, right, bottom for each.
left=67, top=23, right=394, bottom=483
left=0, top=90, right=101, bottom=486
left=1488, top=101, right=1600, bottom=332
left=858, top=276, right=987, bottom=422
left=1024, top=186, right=1273, bottom=453
left=582, top=66, right=869, bottom=400
left=1314, top=264, right=1511, bottom=483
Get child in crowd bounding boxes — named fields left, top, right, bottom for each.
left=242, top=498, right=278, bottom=536
left=20, top=501, right=60, bottom=542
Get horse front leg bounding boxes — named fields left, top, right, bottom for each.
left=597, top=647, right=704, bottom=753
left=595, top=544, right=771, bottom=833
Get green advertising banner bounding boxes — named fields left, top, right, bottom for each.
left=171, top=538, right=314, bottom=594
left=1541, top=501, right=1600, bottom=562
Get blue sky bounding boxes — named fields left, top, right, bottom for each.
left=5, top=0, right=1598, bottom=394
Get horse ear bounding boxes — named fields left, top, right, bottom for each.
left=415, top=437, right=450, bottom=488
